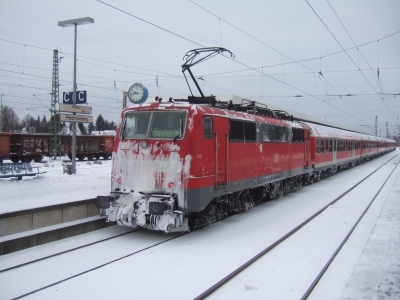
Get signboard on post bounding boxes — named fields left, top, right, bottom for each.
left=57, top=113, right=93, bottom=123
left=58, top=103, right=92, bottom=114
left=63, top=91, right=87, bottom=104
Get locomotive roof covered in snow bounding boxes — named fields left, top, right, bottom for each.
left=125, top=94, right=371, bottom=135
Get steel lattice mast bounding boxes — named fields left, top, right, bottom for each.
left=50, top=49, right=61, bottom=160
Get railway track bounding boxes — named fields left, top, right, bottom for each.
left=1, top=151, right=398, bottom=299
left=0, top=230, right=183, bottom=300
left=196, top=152, right=400, bottom=299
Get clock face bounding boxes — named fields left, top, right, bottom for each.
left=128, top=83, right=148, bottom=104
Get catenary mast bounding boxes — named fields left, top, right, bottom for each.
left=50, top=49, right=61, bottom=160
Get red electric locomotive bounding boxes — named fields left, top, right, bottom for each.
left=97, top=96, right=395, bottom=233
left=96, top=48, right=397, bottom=232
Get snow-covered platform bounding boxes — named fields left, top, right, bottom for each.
left=0, top=159, right=112, bottom=215
left=310, top=156, right=400, bottom=299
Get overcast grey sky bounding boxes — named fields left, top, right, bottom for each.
left=1, top=0, right=399, bottom=136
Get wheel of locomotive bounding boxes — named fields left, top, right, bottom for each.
left=78, top=155, right=85, bottom=161
left=94, top=154, right=100, bottom=160
left=87, top=155, right=94, bottom=161
left=209, top=203, right=219, bottom=223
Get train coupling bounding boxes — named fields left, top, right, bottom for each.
left=97, top=193, right=189, bottom=233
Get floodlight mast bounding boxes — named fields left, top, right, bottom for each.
left=181, top=47, right=234, bottom=97
left=58, top=17, right=94, bottom=174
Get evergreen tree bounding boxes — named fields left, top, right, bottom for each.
left=109, top=121, right=117, bottom=130
left=40, top=115, right=48, bottom=133
left=88, top=122, right=95, bottom=134
left=95, top=114, right=106, bottom=131
left=104, top=119, right=110, bottom=130
left=35, top=115, right=41, bottom=133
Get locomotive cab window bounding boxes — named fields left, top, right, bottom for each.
left=123, top=111, right=187, bottom=140
left=123, top=112, right=151, bottom=139
left=204, top=117, right=213, bottom=139
left=230, top=120, right=256, bottom=142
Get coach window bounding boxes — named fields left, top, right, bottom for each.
left=244, top=122, right=257, bottom=141
left=316, top=139, right=320, bottom=154
left=262, top=124, right=271, bottom=141
left=320, top=139, right=325, bottom=154
left=204, top=117, right=213, bottom=139
left=272, top=125, right=280, bottom=142
left=230, top=120, right=256, bottom=142
left=292, top=128, right=304, bottom=143
left=345, top=140, right=349, bottom=151
left=325, top=139, right=329, bottom=153
left=329, top=140, right=333, bottom=152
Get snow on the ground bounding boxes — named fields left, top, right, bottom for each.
left=0, top=150, right=398, bottom=300
left=0, top=150, right=399, bottom=300
left=0, top=158, right=112, bottom=214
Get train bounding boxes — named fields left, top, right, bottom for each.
left=95, top=96, right=397, bottom=233
left=0, top=131, right=115, bottom=163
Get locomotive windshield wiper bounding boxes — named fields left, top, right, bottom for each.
left=173, top=115, right=183, bottom=143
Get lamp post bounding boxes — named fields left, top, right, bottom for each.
left=0, top=94, right=4, bottom=132
left=58, top=17, right=94, bottom=174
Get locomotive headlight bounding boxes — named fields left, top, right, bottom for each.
left=168, top=182, right=175, bottom=189
left=140, top=141, right=147, bottom=149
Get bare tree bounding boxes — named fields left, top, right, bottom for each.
left=1, top=105, right=20, bottom=132
left=21, top=114, right=36, bottom=133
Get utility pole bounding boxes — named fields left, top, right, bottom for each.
left=375, top=116, right=377, bottom=137
left=386, top=122, right=389, bottom=138
left=0, top=94, right=4, bottom=132
left=49, top=49, right=61, bottom=161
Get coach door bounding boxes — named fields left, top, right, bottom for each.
left=213, top=117, right=228, bottom=189
left=333, top=138, right=337, bottom=165
left=304, top=129, right=310, bottom=168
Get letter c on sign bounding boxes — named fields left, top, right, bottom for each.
left=79, top=92, right=84, bottom=102
left=64, top=93, right=71, bottom=103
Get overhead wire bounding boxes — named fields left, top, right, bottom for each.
left=305, top=0, right=397, bottom=125
left=187, top=0, right=367, bottom=124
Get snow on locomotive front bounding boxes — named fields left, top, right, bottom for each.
left=97, top=102, right=195, bottom=232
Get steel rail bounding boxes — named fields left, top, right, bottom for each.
left=300, top=157, right=400, bottom=299
left=12, top=233, right=184, bottom=300
left=194, top=152, right=399, bottom=300
left=0, top=228, right=138, bottom=273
